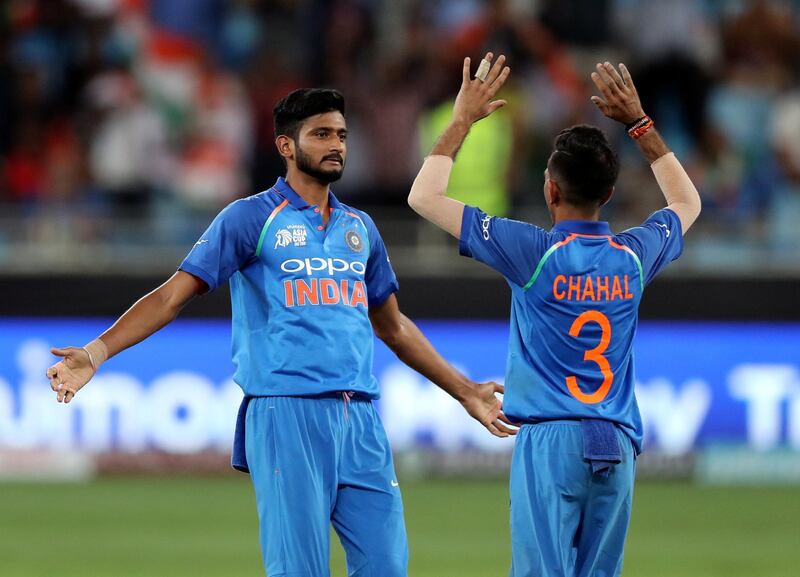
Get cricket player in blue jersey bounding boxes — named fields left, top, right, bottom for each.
left=45, top=88, right=517, bottom=577
left=409, top=53, right=702, bottom=576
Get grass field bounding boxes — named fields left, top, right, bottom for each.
left=1, top=476, right=798, bottom=576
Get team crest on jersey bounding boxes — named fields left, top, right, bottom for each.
left=275, top=229, right=292, bottom=248
left=345, top=229, right=364, bottom=253
left=275, top=224, right=308, bottom=249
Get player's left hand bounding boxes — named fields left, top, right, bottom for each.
left=452, top=52, right=511, bottom=126
left=462, top=381, right=519, bottom=438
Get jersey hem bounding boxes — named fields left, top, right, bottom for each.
left=178, top=263, right=217, bottom=293
left=458, top=205, right=477, bottom=257
left=367, top=283, right=399, bottom=309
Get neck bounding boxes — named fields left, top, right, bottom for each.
left=552, top=204, right=601, bottom=225
left=285, top=167, right=331, bottom=210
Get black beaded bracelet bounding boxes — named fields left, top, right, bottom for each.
left=625, top=116, right=648, bottom=131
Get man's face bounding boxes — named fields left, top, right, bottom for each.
left=294, top=111, right=348, bottom=183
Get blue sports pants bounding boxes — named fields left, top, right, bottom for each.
left=509, top=421, right=636, bottom=577
left=244, top=395, right=407, bottom=577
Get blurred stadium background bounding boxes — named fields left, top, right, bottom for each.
left=1, top=0, right=800, bottom=576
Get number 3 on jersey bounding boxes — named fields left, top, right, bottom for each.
left=566, top=310, right=613, bottom=404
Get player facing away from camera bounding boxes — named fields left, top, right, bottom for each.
left=408, top=53, right=701, bottom=577
left=46, top=88, right=517, bottom=577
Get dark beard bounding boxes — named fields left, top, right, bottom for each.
left=296, top=145, right=344, bottom=183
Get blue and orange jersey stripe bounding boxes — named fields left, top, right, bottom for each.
left=523, top=234, right=643, bottom=292
left=255, top=199, right=289, bottom=257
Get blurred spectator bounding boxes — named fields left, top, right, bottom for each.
left=176, top=56, right=252, bottom=209
left=768, top=89, right=800, bottom=247
left=87, top=70, right=167, bottom=215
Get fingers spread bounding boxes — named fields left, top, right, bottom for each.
left=488, top=67, right=511, bottom=97
left=485, top=54, right=506, bottom=85
left=590, top=95, right=609, bottom=113
left=50, top=347, right=69, bottom=358
left=486, top=99, right=507, bottom=114
left=590, top=72, right=612, bottom=98
left=462, top=57, right=471, bottom=84
left=619, top=63, right=637, bottom=94
left=603, top=61, right=626, bottom=91
left=595, top=64, right=621, bottom=96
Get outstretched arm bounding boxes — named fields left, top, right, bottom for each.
left=590, top=61, right=701, bottom=233
left=369, top=294, right=516, bottom=438
left=46, top=271, right=205, bottom=403
left=408, top=52, right=511, bottom=238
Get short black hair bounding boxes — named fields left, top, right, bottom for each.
left=547, top=125, right=619, bottom=207
left=273, top=88, right=346, bottom=140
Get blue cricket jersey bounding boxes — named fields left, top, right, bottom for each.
left=460, top=206, right=683, bottom=452
left=180, top=177, right=398, bottom=399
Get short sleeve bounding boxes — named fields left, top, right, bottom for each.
left=359, top=211, right=399, bottom=307
left=179, top=198, right=263, bottom=292
left=615, top=208, right=684, bottom=286
left=459, top=205, right=549, bottom=286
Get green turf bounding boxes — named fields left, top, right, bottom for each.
left=0, top=476, right=798, bottom=576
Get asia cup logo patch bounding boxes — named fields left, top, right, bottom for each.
left=345, top=229, right=364, bottom=253
left=275, top=229, right=292, bottom=248
left=275, top=225, right=308, bottom=249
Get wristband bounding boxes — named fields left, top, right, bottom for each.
left=626, top=115, right=654, bottom=140
left=83, top=338, right=109, bottom=371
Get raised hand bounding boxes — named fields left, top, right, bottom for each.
left=452, top=52, right=511, bottom=126
left=461, top=381, right=518, bottom=438
left=46, top=346, right=95, bottom=403
left=590, top=62, right=645, bottom=125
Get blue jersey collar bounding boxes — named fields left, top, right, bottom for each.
left=552, top=219, right=613, bottom=235
left=273, top=177, right=342, bottom=210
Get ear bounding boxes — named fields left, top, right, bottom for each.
left=275, top=135, right=294, bottom=161
left=599, top=186, right=614, bottom=207
left=547, top=179, right=562, bottom=206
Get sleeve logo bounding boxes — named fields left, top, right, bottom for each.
left=345, top=229, right=365, bottom=253
left=481, top=215, right=492, bottom=240
left=656, top=223, right=670, bottom=237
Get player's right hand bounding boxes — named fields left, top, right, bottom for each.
left=451, top=52, right=511, bottom=127
left=46, top=347, right=95, bottom=404
left=590, top=62, right=646, bottom=125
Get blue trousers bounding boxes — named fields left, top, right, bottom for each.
left=509, top=422, right=636, bottom=577
left=244, top=395, right=408, bottom=577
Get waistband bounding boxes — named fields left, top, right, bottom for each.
left=250, top=391, right=372, bottom=401
left=518, top=418, right=583, bottom=427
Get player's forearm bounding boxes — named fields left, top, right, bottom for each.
left=378, top=314, right=473, bottom=402
left=637, top=130, right=702, bottom=232
left=407, top=155, right=464, bottom=238
left=430, top=119, right=471, bottom=159
left=96, top=284, right=188, bottom=361
left=634, top=128, right=670, bottom=164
